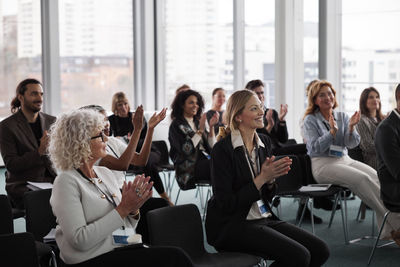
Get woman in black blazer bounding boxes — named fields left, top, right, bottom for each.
left=168, top=90, right=219, bottom=190
left=205, top=90, right=329, bottom=267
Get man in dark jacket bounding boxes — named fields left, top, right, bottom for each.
left=0, top=79, right=56, bottom=209
left=375, top=84, right=400, bottom=211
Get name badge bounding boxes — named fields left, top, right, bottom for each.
left=257, top=200, right=272, bottom=218
left=329, top=145, right=344, bottom=157
left=112, top=228, right=141, bottom=245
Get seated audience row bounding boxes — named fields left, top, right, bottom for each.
left=2, top=77, right=400, bottom=266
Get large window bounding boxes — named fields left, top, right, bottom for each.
left=342, top=0, right=400, bottom=114
left=0, top=0, right=42, bottom=119
left=244, top=0, right=275, bottom=107
left=162, top=0, right=233, bottom=108
left=59, top=0, right=134, bottom=113
left=304, top=0, right=318, bottom=104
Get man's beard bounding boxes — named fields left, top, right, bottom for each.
left=24, top=101, right=42, bottom=113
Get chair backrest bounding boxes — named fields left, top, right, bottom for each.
left=0, top=195, right=14, bottom=234
left=24, top=189, right=56, bottom=242
left=0, top=232, right=39, bottom=267
left=348, top=145, right=364, bottom=162
left=275, top=155, right=304, bottom=193
left=152, top=140, right=170, bottom=166
left=147, top=204, right=205, bottom=258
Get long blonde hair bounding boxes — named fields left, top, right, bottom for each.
left=224, top=89, right=257, bottom=132
left=303, top=80, right=338, bottom=118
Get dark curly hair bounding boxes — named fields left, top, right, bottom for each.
left=170, top=89, right=204, bottom=120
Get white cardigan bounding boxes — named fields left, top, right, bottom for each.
left=50, top=166, right=139, bottom=264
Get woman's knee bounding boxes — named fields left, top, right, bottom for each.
left=274, top=243, right=311, bottom=267
left=309, top=239, right=330, bottom=267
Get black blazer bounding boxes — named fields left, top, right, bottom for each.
left=375, top=111, right=400, bottom=211
left=256, top=108, right=288, bottom=149
left=205, top=133, right=278, bottom=249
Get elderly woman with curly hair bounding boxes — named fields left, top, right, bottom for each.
left=49, top=109, right=193, bottom=267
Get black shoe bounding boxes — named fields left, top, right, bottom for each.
left=297, top=204, right=323, bottom=224
left=314, top=197, right=341, bottom=211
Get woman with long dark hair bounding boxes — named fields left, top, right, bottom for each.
left=168, top=90, right=219, bottom=190
left=356, top=87, right=385, bottom=169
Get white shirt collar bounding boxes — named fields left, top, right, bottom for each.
left=231, top=129, right=265, bottom=149
left=393, top=109, right=400, bottom=120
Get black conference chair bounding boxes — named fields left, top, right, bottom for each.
left=0, top=195, right=14, bottom=234
left=24, top=189, right=58, bottom=267
left=4, top=171, right=25, bottom=219
left=152, top=140, right=175, bottom=195
left=0, top=232, right=40, bottom=267
left=147, top=204, right=263, bottom=267
left=1, top=193, right=57, bottom=267
left=272, top=155, right=348, bottom=242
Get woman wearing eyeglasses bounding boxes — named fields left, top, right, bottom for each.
left=49, top=109, right=192, bottom=266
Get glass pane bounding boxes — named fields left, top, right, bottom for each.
left=342, top=0, right=400, bottom=114
left=0, top=0, right=42, bottom=119
left=304, top=0, right=318, bottom=108
left=245, top=0, right=275, bottom=107
left=163, top=0, right=233, bottom=108
left=59, top=0, right=134, bottom=113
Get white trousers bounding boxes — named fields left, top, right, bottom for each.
left=311, top=155, right=400, bottom=238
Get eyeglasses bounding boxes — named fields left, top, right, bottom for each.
left=90, top=132, right=106, bottom=142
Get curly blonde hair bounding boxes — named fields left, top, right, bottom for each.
left=49, top=109, right=105, bottom=171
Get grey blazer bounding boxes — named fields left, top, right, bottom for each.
left=0, top=109, right=56, bottom=206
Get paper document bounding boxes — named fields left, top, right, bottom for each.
left=27, top=181, right=53, bottom=190
left=299, top=184, right=331, bottom=192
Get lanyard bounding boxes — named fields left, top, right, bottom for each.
left=107, top=144, right=119, bottom=158
left=244, top=142, right=260, bottom=179
left=323, top=121, right=330, bottom=131
left=76, top=168, right=118, bottom=208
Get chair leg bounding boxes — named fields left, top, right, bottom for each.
left=169, top=174, right=175, bottom=195
left=297, top=197, right=309, bottom=227
left=175, top=189, right=181, bottom=205
left=328, top=192, right=340, bottom=228
left=367, top=211, right=391, bottom=265
left=309, top=199, right=315, bottom=234
left=50, top=250, right=58, bottom=267
left=338, top=195, right=349, bottom=244
left=199, top=186, right=205, bottom=210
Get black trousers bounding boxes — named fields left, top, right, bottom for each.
left=194, top=156, right=211, bottom=183
left=60, top=246, right=193, bottom=267
left=136, top=197, right=169, bottom=244
left=132, top=151, right=166, bottom=195
left=219, top=219, right=330, bottom=267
